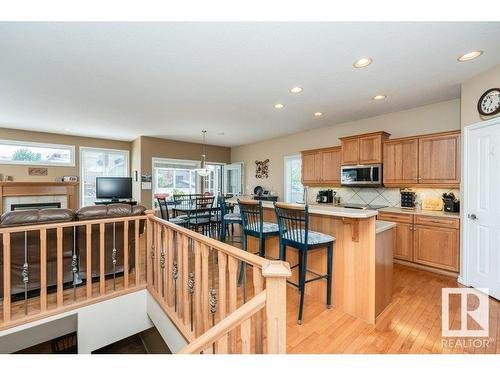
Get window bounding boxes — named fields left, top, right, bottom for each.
left=204, top=163, right=223, bottom=196
left=284, top=155, right=304, bottom=203
left=152, top=158, right=201, bottom=209
left=0, top=139, right=75, bottom=166
left=80, top=147, right=129, bottom=207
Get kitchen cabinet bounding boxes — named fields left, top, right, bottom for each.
left=418, top=131, right=461, bottom=185
left=301, top=147, right=341, bottom=185
left=377, top=211, right=460, bottom=273
left=340, top=131, right=390, bottom=165
left=414, top=225, right=460, bottom=272
left=383, top=130, right=461, bottom=188
left=383, top=138, right=419, bottom=184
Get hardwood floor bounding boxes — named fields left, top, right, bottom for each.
left=284, top=264, right=499, bottom=354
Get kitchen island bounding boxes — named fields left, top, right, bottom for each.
left=227, top=198, right=395, bottom=324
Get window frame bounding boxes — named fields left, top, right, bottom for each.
left=284, top=154, right=304, bottom=204
left=79, top=146, right=130, bottom=207
left=0, top=139, right=76, bottom=167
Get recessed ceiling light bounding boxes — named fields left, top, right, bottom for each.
left=274, top=103, right=285, bottom=109
left=353, top=57, right=373, bottom=68
left=290, top=87, right=303, bottom=94
left=64, top=128, right=71, bottom=132
left=372, top=95, right=387, bottom=101
left=314, top=112, right=323, bottom=117
left=458, top=51, right=483, bottom=62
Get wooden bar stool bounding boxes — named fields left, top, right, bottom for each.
left=274, top=202, right=335, bottom=324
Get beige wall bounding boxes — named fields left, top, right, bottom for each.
left=461, top=64, right=500, bottom=128
left=137, top=136, right=231, bottom=209
left=0, top=127, right=131, bottom=207
left=231, top=99, right=461, bottom=199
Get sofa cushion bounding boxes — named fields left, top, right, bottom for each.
left=0, top=208, right=75, bottom=227
left=76, top=203, right=146, bottom=220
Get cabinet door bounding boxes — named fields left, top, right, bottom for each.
left=414, top=225, right=459, bottom=272
left=359, top=135, right=383, bottom=164
left=341, top=138, right=359, bottom=165
left=394, top=223, right=414, bottom=261
left=321, top=148, right=341, bottom=184
left=418, top=133, right=460, bottom=185
left=301, top=151, right=321, bottom=184
left=383, top=139, right=419, bottom=184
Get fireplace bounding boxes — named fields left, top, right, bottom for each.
left=11, top=202, right=62, bottom=211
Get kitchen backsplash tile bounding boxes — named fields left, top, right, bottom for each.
left=306, top=186, right=460, bottom=208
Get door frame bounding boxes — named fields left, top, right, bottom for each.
left=223, top=161, right=244, bottom=195
left=459, top=116, right=500, bottom=286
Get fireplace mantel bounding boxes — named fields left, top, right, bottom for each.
left=0, top=181, right=78, bottom=213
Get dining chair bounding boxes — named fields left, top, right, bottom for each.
left=155, top=195, right=188, bottom=227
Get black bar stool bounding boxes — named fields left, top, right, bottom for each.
left=237, top=199, right=280, bottom=300
left=218, top=195, right=242, bottom=242
left=274, top=202, right=335, bottom=325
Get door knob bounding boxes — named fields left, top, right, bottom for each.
left=467, top=213, right=478, bottom=220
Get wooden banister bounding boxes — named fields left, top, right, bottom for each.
left=262, top=260, right=291, bottom=354
left=178, top=291, right=267, bottom=354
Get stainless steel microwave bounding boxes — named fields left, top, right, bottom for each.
left=341, top=164, right=383, bottom=186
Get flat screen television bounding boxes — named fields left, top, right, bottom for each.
left=96, top=177, right=132, bottom=201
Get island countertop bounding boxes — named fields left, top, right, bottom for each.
left=226, top=197, right=378, bottom=219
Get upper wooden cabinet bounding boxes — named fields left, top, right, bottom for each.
left=418, top=132, right=461, bottom=185
left=383, top=130, right=461, bottom=187
left=340, top=131, right=390, bottom=165
left=383, top=138, right=419, bottom=184
left=301, top=146, right=341, bottom=185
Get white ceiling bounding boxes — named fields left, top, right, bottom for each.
left=1, top=22, right=500, bottom=147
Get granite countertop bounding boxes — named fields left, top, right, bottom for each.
left=375, top=220, right=396, bottom=234
left=378, top=206, right=460, bottom=219
left=226, top=197, right=378, bottom=219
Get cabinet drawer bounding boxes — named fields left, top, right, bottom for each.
left=377, top=212, right=413, bottom=224
left=415, top=215, right=459, bottom=229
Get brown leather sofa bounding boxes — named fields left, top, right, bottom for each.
left=0, top=204, right=146, bottom=299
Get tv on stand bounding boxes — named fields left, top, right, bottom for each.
left=95, top=177, right=134, bottom=204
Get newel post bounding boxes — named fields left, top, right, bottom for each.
left=145, top=210, right=155, bottom=287
left=262, top=260, right=291, bottom=354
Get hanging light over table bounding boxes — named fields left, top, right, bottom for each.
left=196, top=130, right=211, bottom=177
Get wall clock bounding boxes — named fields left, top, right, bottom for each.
left=477, top=88, right=500, bottom=119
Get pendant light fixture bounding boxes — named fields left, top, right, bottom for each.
left=196, top=130, right=211, bottom=177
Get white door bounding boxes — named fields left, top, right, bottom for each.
left=463, top=117, right=500, bottom=300
left=224, top=163, right=243, bottom=195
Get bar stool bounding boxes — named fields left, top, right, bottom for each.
left=237, top=199, right=280, bottom=296
left=274, top=202, right=335, bottom=325
left=155, top=195, right=188, bottom=227
left=218, top=195, right=242, bottom=242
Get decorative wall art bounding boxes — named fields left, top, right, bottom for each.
left=255, top=159, right=269, bottom=179
left=28, top=167, right=48, bottom=176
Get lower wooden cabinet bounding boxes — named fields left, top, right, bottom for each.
left=414, top=225, right=460, bottom=272
left=394, top=223, right=413, bottom=262
left=377, top=212, right=460, bottom=273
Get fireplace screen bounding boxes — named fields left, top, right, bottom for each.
left=11, top=202, right=62, bottom=211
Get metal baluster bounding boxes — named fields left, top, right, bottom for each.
left=160, top=227, right=165, bottom=298
left=22, top=231, right=29, bottom=316
left=72, top=226, right=78, bottom=301
left=112, top=222, right=117, bottom=291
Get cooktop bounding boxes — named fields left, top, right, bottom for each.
left=337, top=203, right=388, bottom=210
